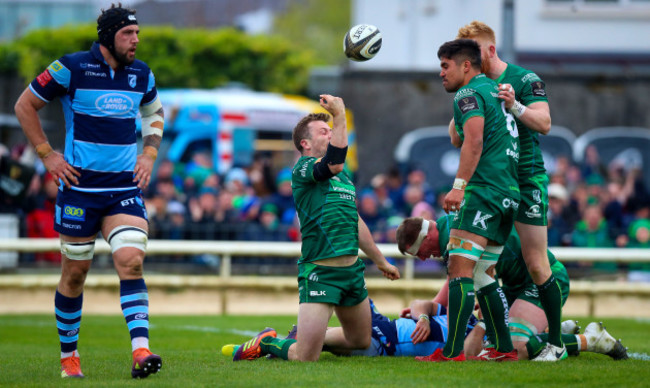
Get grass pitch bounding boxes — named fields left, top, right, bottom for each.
left=1, top=314, right=649, bottom=387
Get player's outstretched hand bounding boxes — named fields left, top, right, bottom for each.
left=378, top=262, right=400, bottom=280
left=42, top=151, right=80, bottom=188
left=411, top=317, right=431, bottom=344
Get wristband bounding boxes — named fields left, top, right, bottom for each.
left=509, top=100, right=527, bottom=118
left=476, top=320, right=486, bottom=330
left=453, top=178, right=467, bottom=191
left=418, top=314, right=429, bottom=322
left=142, top=146, right=158, bottom=161
left=35, top=143, right=54, bottom=159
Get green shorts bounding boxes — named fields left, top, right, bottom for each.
left=451, top=185, right=519, bottom=245
left=516, top=174, right=549, bottom=226
left=503, top=260, right=570, bottom=308
left=297, top=259, right=368, bottom=306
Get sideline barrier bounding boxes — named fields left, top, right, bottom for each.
left=1, top=238, right=649, bottom=315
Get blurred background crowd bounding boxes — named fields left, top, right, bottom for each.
left=2, top=140, right=649, bottom=280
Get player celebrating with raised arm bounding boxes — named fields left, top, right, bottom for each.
left=14, top=3, right=164, bottom=379
left=231, top=95, right=400, bottom=362
left=455, top=21, right=565, bottom=360
left=417, top=39, right=520, bottom=362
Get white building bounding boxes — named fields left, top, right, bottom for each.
left=350, top=0, right=650, bottom=71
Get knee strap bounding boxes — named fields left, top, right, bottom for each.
left=509, top=316, right=538, bottom=342
left=446, top=237, right=484, bottom=262
left=61, top=240, right=95, bottom=261
left=473, top=245, right=503, bottom=289
left=107, top=226, right=148, bottom=253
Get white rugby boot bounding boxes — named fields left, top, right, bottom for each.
left=584, top=322, right=629, bottom=360
left=531, top=343, right=568, bottom=362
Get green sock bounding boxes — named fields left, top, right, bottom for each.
left=525, top=334, right=546, bottom=359
left=476, top=282, right=514, bottom=353
left=260, top=337, right=296, bottom=360
left=538, top=333, right=578, bottom=354
left=442, top=277, right=475, bottom=358
left=538, top=275, right=563, bottom=347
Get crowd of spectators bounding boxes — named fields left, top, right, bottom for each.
left=2, top=142, right=649, bottom=279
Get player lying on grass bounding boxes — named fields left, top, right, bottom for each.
left=225, top=298, right=478, bottom=359
left=397, top=215, right=628, bottom=361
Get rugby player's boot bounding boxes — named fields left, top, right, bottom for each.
left=61, top=356, right=84, bottom=378
left=415, top=348, right=466, bottom=362
left=131, top=348, right=162, bottom=378
left=561, top=319, right=580, bottom=335
left=267, top=325, right=297, bottom=359
left=222, top=344, right=240, bottom=357
left=532, top=343, right=568, bottom=362
left=233, top=327, right=277, bottom=361
left=584, top=322, right=629, bottom=360
left=469, top=347, right=518, bottom=362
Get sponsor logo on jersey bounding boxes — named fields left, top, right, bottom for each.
left=36, top=70, right=53, bottom=87
left=310, top=290, right=326, bottom=297
left=308, top=273, right=319, bottom=282
left=455, top=88, right=476, bottom=100
left=521, top=73, right=541, bottom=83
left=457, top=96, right=479, bottom=114
left=472, top=211, right=492, bottom=230
left=506, top=141, right=519, bottom=160
left=48, top=60, right=63, bottom=72
left=62, top=205, right=85, bottom=221
left=85, top=71, right=107, bottom=77
left=95, top=93, right=134, bottom=115
left=128, top=74, right=137, bottom=88
left=80, top=63, right=101, bottom=69
left=533, top=189, right=541, bottom=203
left=62, top=223, right=82, bottom=230
left=531, top=81, right=546, bottom=97
left=525, top=205, right=542, bottom=218
left=121, top=197, right=137, bottom=207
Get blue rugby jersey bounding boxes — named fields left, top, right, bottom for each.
left=30, top=42, right=158, bottom=192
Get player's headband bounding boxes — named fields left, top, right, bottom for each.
left=97, top=7, right=138, bottom=53
left=406, top=219, right=430, bottom=256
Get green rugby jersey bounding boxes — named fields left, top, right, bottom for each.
left=495, top=64, right=549, bottom=179
left=292, top=156, right=359, bottom=263
left=453, top=74, right=520, bottom=198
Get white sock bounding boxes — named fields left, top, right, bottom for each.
left=132, top=337, right=149, bottom=352
left=61, top=350, right=79, bottom=359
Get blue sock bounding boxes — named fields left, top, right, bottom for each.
left=55, top=290, right=83, bottom=357
left=120, top=279, right=150, bottom=351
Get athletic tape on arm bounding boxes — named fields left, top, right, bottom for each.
left=140, top=96, right=164, bottom=138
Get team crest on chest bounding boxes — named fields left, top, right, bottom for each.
left=128, top=74, right=137, bottom=88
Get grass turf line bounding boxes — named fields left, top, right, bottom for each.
left=1, top=315, right=649, bottom=387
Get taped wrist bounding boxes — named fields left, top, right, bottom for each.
left=35, top=143, right=54, bottom=159
left=140, top=97, right=164, bottom=138
left=322, top=144, right=347, bottom=165
left=509, top=100, right=527, bottom=118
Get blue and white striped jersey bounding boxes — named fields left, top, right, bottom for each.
left=30, top=42, right=158, bottom=192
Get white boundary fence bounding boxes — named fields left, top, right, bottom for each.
left=1, top=238, right=649, bottom=315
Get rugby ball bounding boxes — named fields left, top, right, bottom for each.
left=343, top=24, right=382, bottom=62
